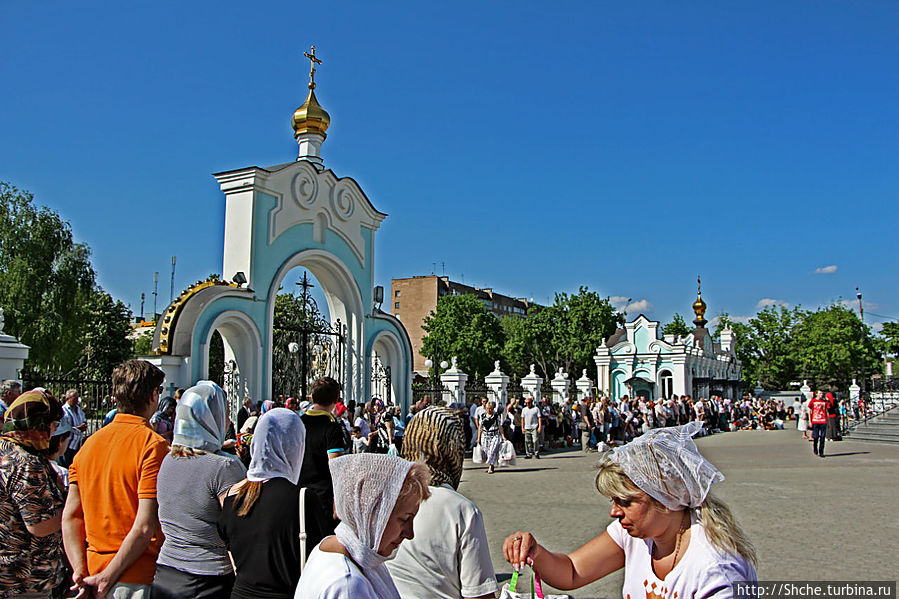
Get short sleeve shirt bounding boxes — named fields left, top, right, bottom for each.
left=387, top=485, right=497, bottom=599
left=69, top=413, right=169, bottom=584
left=0, top=438, right=65, bottom=598
left=156, top=452, right=247, bottom=575
left=299, top=411, right=345, bottom=511
left=606, top=518, right=756, bottom=599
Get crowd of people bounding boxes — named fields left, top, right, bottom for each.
left=2, top=361, right=767, bottom=599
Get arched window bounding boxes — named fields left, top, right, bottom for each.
left=659, top=370, right=674, bottom=399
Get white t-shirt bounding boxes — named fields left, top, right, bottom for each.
left=354, top=416, right=371, bottom=438
left=521, top=406, right=541, bottom=430
left=387, top=485, right=497, bottom=599
left=606, top=518, right=756, bottom=599
left=295, top=545, right=379, bottom=599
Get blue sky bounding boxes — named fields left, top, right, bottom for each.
left=2, top=1, right=896, bottom=329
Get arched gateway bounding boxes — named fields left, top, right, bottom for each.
left=148, top=50, right=412, bottom=413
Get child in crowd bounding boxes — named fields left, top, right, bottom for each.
left=351, top=426, right=369, bottom=454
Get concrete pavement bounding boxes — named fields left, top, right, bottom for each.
left=455, top=425, right=899, bottom=599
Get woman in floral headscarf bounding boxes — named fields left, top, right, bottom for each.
left=0, top=389, right=66, bottom=598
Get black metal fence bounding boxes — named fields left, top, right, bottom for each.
left=18, top=371, right=114, bottom=436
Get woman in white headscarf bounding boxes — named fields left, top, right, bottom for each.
left=218, top=407, right=329, bottom=599
left=295, top=453, right=431, bottom=599
left=502, top=422, right=757, bottom=598
left=153, top=381, right=247, bottom=599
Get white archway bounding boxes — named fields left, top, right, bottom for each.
left=266, top=249, right=365, bottom=402
left=198, top=310, right=264, bottom=416
left=370, top=329, right=405, bottom=406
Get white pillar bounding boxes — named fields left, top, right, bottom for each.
left=521, top=364, right=543, bottom=403
left=576, top=369, right=592, bottom=400
left=849, top=379, right=861, bottom=402
left=484, top=360, right=509, bottom=413
left=0, top=314, right=29, bottom=382
left=439, top=357, right=468, bottom=406
left=550, top=367, right=570, bottom=405
left=800, top=380, right=813, bottom=403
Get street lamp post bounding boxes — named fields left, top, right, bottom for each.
left=424, top=355, right=449, bottom=401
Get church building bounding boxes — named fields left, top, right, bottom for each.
left=594, top=280, right=743, bottom=402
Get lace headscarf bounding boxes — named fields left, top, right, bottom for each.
left=2, top=389, right=63, bottom=452
left=401, top=406, right=464, bottom=489
left=246, top=408, right=305, bottom=484
left=610, top=421, right=724, bottom=510
left=330, top=453, right=413, bottom=599
left=172, top=381, right=228, bottom=454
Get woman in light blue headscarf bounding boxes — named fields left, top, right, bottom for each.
left=152, top=381, right=247, bottom=599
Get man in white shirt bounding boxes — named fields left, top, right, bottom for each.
left=60, top=388, right=87, bottom=467
left=520, top=397, right=542, bottom=459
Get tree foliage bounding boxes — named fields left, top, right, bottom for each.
left=793, top=304, right=880, bottom=390
left=662, top=313, right=691, bottom=338
left=0, top=182, right=133, bottom=378
left=420, top=294, right=504, bottom=380
left=879, top=322, right=899, bottom=356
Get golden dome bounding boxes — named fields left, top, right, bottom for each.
left=692, top=295, right=707, bottom=320
left=692, top=275, right=708, bottom=326
left=292, top=89, right=330, bottom=138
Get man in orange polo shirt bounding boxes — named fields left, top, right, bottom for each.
left=63, top=360, right=168, bottom=598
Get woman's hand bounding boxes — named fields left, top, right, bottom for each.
left=503, top=531, right=540, bottom=571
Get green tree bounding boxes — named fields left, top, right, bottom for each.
left=501, top=287, right=621, bottom=380
left=132, top=330, right=154, bottom=356
left=662, top=313, right=691, bottom=338
left=420, top=294, right=504, bottom=380
left=0, top=182, right=133, bottom=377
left=879, top=322, right=899, bottom=356
left=77, top=289, right=134, bottom=379
left=793, top=304, right=880, bottom=391
left=714, top=312, right=755, bottom=386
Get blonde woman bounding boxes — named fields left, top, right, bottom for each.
left=503, top=422, right=756, bottom=598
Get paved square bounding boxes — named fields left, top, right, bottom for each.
left=456, top=427, right=899, bottom=599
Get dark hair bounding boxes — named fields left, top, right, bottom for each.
left=49, top=432, right=71, bottom=455
left=310, top=377, right=341, bottom=407
left=111, top=360, right=165, bottom=414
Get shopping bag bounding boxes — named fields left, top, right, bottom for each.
left=472, top=445, right=485, bottom=463
left=499, top=569, right=572, bottom=599
left=387, top=443, right=399, bottom=456
left=499, top=440, right=517, bottom=466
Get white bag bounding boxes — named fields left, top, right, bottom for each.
left=387, top=443, right=399, bottom=456
left=499, top=440, right=517, bottom=466
left=499, top=569, right=572, bottom=599
left=472, top=445, right=485, bottom=463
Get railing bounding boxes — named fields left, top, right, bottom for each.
left=18, top=371, right=114, bottom=436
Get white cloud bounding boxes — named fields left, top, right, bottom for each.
left=708, top=315, right=753, bottom=328
left=756, top=298, right=790, bottom=309
left=625, top=299, right=652, bottom=313
left=814, top=265, right=838, bottom=274
left=609, top=296, right=630, bottom=308
left=609, top=295, right=652, bottom=314
left=836, top=299, right=879, bottom=311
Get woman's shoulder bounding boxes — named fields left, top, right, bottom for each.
left=297, top=546, right=377, bottom=598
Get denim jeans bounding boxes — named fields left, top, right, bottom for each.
left=812, top=422, right=827, bottom=455
left=524, top=428, right=539, bottom=456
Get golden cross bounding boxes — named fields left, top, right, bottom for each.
left=304, top=45, right=322, bottom=90
left=697, top=275, right=702, bottom=295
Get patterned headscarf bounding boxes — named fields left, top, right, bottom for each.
left=2, top=389, right=64, bottom=451
left=401, top=406, right=465, bottom=489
